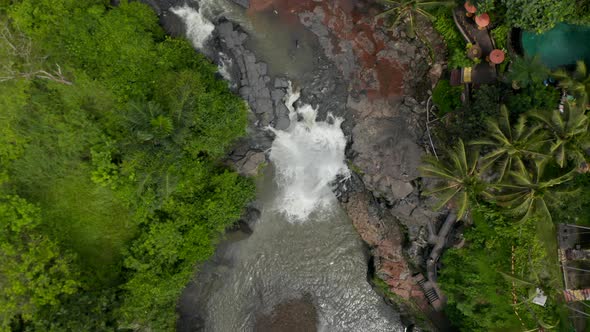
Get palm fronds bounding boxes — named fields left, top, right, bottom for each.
left=471, top=105, right=549, bottom=180
left=553, top=60, right=590, bottom=109
left=528, top=101, right=590, bottom=168
left=377, top=0, right=454, bottom=38
left=419, top=139, right=486, bottom=219
left=495, top=161, right=578, bottom=223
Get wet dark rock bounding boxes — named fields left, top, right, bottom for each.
left=231, top=0, right=250, bottom=9
left=176, top=312, right=205, bottom=332
left=215, top=20, right=278, bottom=131
left=227, top=219, right=254, bottom=236
left=270, top=88, right=285, bottom=105
left=274, top=77, right=289, bottom=88
left=274, top=104, right=291, bottom=130
left=342, top=189, right=433, bottom=330
left=237, top=204, right=261, bottom=231
left=234, top=150, right=266, bottom=177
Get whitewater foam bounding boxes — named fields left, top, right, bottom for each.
left=269, top=84, right=350, bottom=221
left=217, top=52, right=233, bottom=82
left=170, top=4, right=214, bottom=49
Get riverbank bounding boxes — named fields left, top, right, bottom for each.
left=143, top=0, right=450, bottom=329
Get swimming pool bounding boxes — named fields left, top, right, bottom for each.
left=521, top=23, right=590, bottom=69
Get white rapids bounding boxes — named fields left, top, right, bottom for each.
left=268, top=84, right=350, bottom=221
left=170, top=4, right=215, bottom=49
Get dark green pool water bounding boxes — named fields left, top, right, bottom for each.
left=522, top=23, right=590, bottom=69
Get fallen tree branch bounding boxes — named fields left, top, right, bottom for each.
left=1, top=65, right=72, bottom=85
left=426, top=95, right=439, bottom=160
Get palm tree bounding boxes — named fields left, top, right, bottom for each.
left=494, top=160, right=577, bottom=223
left=377, top=0, right=454, bottom=38
left=507, top=56, right=550, bottom=89
left=552, top=60, right=590, bottom=110
left=122, top=101, right=179, bottom=204
left=471, top=105, right=549, bottom=181
left=419, top=139, right=488, bottom=219
left=125, top=100, right=174, bottom=145
left=528, top=102, right=590, bottom=168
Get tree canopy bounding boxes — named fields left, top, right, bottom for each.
left=0, top=0, right=254, bottom=330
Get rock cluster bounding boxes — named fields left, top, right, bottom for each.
left=342, top=185, right=430, bottom=309
left=216, top=20, right=292, bottom=130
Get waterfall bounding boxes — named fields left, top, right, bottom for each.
left=269, top=84, right=350, bottom=221
left=169, top=3, right=406, bottom=330
left=170, top=4, right=214, bottom=49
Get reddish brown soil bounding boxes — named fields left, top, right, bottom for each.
left=248, top=0, right=405, bottom=99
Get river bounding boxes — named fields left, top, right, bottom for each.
left=170, top=1, right=406, bottom=331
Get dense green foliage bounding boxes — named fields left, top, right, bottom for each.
left=431, top=8, right=472, bottom=69
left=0, top=196, right=80, bottom=331
left=432, top=79, right=463, bottom=115
left=424, top=6, right=590, bottom=330
left=377, top=0, right=590, bottom=328
left=472, top=0, right=590, bottom=32
left=500, top=0, right=574, bottom=33
left=0, top=0, right=254, bottom=330
left=507, top=56, right=549, bottom=89
left=553, top=60, right=590, bottom=110
left=438, top=85, right=503, bottom=141
left=424, top=101, right=580, bottom=329
left=505, top=82, right=560, bottom=117
left=553, top=172, right=590, bottom=226
left=440, top=207, right=563, bottom=331
left=377, top=0, right=455, bottom=38
left=470, top=105, right=547, bottom=180
left=490, top=24, right=509, bottom=50
left=419, top=140, right=487, bottom=219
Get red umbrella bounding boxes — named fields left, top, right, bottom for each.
left=488, top=49, right=505, bottom=64
left=464, top=2, right=477, bottom=16
left=475, top=13, right=490, bottom=30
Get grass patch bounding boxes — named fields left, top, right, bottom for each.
left=41, top=171, right=135, bottom=284
left=432, top=79, right=463, bottom=116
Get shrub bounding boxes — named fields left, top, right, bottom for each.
left=439, top=205, right=561, bottom=331
left=432, top=79, right=463, bottom=115
left=505, top=83, right=560, bottom=117
left=502, top=0, right=575, bottom=33
left=432, top=8, right=472, bottom=69
left=439, top=85, right=502, bottom=142
left=490, top=24, right=509, bottom=50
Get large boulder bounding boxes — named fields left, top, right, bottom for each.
left=342, top=190, right=430, bottom=313
left=349, top=97, right=423, bottom=204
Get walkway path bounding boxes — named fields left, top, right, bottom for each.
left=453, top=7, right=494, bottom=54
left=452, top=6, right=497, bottom=83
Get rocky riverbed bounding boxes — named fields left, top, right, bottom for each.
left=143, top=0, right=450, bottom=329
